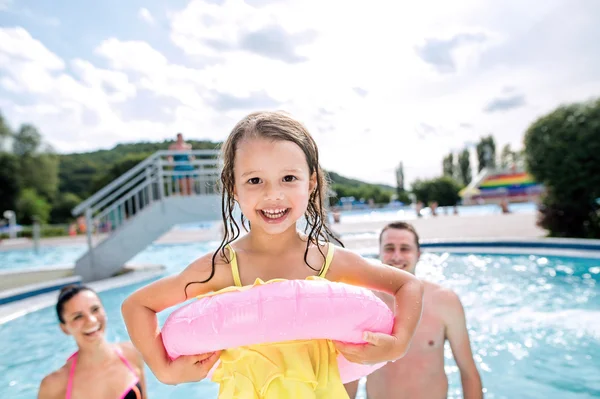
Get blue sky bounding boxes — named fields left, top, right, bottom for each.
left=1, top=0, right=600, bottom=186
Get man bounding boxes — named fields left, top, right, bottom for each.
left=345, top=221, right=483, bottom=399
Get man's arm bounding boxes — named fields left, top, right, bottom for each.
left=443, top=290, right=483, bottom=399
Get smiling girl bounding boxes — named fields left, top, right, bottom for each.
left=121, top=111, right=424, bottom=398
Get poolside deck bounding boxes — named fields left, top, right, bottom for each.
left=332, top=213, right=547, bottom=249
left=0, top=213, right=547, bottom=251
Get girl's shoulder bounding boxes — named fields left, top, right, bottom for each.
left=179, top=243, right=241, bottom=296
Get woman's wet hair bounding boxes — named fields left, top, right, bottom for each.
left=56, top=284, right=97, bottom=323
left=184, top=111, right=343, bottom=297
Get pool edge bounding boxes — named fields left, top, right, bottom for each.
left=0, top=269, right=166, bottom=325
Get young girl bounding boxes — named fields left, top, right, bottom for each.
left=121, top=111, right=424, bottom=398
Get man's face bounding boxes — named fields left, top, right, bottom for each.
left=379, top=228, right=420, bottom=274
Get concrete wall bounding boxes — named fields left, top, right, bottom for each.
left=75, top=195, right=223, bottom=282
left=0, top=266, right=74, bottom=291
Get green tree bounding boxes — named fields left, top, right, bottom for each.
left=20, top=153, right=60, bottom=202
left=500, top=144, right=516, bottom=169
left=0, top=153, right=20, bottom=213
left=395, top=161, right=405, bottom=198
left=17, top=188, right=52, bottom=224
left=12, top=124, right=42, bottom=156
left=90, top=153, right=150, bottom=193
left=0, top=111, right=12, bottom=149
left=476, top=135, right=496, bottom=172
left=411, top=176, right=462, bottom=206
left=524, top=98, right=600, bottom=238
left=458, top=149, right=472, bottom=185
left=442, top=153, right=454, bottom=177
left=50, top=192, right=82, bottom=223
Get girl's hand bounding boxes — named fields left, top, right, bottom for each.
left=333, top=332, right=408, bottom=365
left=160, top=351, right=221, bottom=385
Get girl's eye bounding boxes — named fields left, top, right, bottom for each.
left=73, top=315, right=82, bottom=320
left=283, top=175, right=297, bottom=182
left=92, top=306, right=100, bottom=312
left=248, top=178, right=261, bottom=184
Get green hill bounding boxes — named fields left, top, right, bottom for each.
left=58, top=141, right=395, bottom=206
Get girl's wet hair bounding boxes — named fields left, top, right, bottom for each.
left=56, top=284, right=97, bottom=324
left=184, top=111, right=343, bottom=297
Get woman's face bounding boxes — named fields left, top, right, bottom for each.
left=59, top=290, right=107, bottom=345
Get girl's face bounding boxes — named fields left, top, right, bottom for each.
left=59, top=290, right=107, bottom=346
left=233, top=137, right=316, bottom=236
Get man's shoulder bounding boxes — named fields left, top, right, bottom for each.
left=423, top=281, right=462, bottom=310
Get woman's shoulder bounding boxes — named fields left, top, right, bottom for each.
left=38, top=362, right=69, bottom=399
left=117, top=342, right=143, bottom=369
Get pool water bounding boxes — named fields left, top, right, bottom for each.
left=1, top=248, right=599, bottom=398
left=0, top=240, right=222, bottom=271
left=328, top=202, right=537, bottom=224
left=0, top=245, right=87, bottom=271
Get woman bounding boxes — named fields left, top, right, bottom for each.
left=38, top=285, right=147, bottom=399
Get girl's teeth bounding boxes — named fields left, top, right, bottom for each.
left=262, top=209, right=286, bottom=218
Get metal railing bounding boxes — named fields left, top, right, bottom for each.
left=71, top=149, right=222, bottom=251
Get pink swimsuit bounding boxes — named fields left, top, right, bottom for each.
left=65, top=348, right=143, bottom=399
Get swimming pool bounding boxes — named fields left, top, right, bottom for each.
left=172, top=202, right=538, bottom=229
left=1, top=244, right=598, bottom=398
left=0, top=241, right=221, bottom=272
left=330, top=201, right=537, bottom=224
left=0, top=245, right=87, bottom=271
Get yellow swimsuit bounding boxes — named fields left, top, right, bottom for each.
left=204, top=243, right=350, bottom=399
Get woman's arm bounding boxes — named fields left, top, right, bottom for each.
left=121, top=253, right=228, bottom=384
left=327, top=246, right=424, bottom=364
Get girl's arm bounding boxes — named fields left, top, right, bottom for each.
left=121, top=252, right=229, bottom=384
left=326, top=246, right=424, bottom=364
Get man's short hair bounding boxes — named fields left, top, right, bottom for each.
left=379, top=221, right=420, bottom=251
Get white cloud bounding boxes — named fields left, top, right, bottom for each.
left=1, top=0, right=599, bottom=188
left=0, top=0, right=12, bottom=11
left=138, top=8, right=154, bottom=25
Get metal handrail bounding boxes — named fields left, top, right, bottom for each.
left=72, top=149, right=220, bottom=216
left=71, top=149, right=222, bottom=254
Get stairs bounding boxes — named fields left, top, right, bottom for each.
left=71, top=149, right=226, bottom=282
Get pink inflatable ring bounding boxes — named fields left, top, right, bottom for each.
left=161, top=276, right=394, bottom=383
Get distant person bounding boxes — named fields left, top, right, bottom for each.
left=168, top=132, right=195, bottom=195
left=38, top=285, right=147, bottom=399
left=500, top=198, right=510, bottom=214
left=345, top=221, right=483, bottom=399
left=415, top=201, right=423, bottom=218
left=430, top=201, right=438, bottom=216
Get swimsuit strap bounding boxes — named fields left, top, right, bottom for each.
left=227, top=243, right=335, bottom=286
left=114, top=347, right=136, bottom=375
left=65, top=352, right=78, bottom=399
left=226, top=244, right=243, bottom=287
left=317, top=243, right=335, bottom=279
